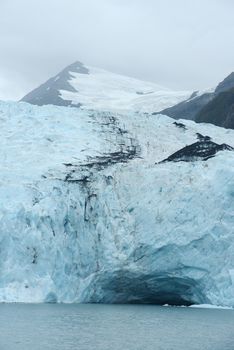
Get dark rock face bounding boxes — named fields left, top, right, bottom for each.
left=21, top=61, right=89, bottom=107
left=173, top=121, right=187, bottom=129
left=225, top=104, right=234, bottom=129
left=215, top=72, right=234, bottom=94
left=154, top=72, right=234, bottom=128
left=196, top=88, right=234, bottom=129
left=159, top=140, right=233, bottom=163
left=154, top=92, right=214, bottom=120
left=196, top=133, right=211, bottom=142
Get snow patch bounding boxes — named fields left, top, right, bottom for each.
left=59, top=65, right=191, bottom=113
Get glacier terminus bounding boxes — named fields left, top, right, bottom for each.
left=0, top=94, right=234, bottom=307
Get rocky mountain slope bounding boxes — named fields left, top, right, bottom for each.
left=21, top=61, right=191, bottom=114
left=0, top=100, right=234, bottom=307
left=196, top=87, right=234, bottom=129
left=154, top=90, right=214, bottom=121
left=155, top=72, right=234, bottom=128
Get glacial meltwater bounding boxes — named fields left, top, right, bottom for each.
left=0, top=304, right=233, bottom=350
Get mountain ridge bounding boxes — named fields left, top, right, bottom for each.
left=155, top=72, right=234, bottom=129
left=21, top=61, right=89, bottom=107
left=196, top=87, right=234, bottom=129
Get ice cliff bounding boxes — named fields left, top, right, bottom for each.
left=0, top=100, right=234, bottom=306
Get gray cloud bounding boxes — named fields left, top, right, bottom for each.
left=0, top=0, right=234, bottom=100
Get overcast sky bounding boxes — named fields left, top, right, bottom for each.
left=0, top=0, right=234, bottom=100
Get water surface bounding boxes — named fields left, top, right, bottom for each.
left=0, top=304, right=233, bottom=350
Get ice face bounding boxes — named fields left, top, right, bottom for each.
left=0, top=100, right=234, bottom=306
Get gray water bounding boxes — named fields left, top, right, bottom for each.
left=0, top=304, right=233, bottom=350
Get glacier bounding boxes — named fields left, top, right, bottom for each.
left=0, top=100, right=234, bottom=306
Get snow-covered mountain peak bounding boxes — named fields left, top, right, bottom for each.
left=21, top=61, right=191, bottom=113
left=21, top=61, right=89, bottom=107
